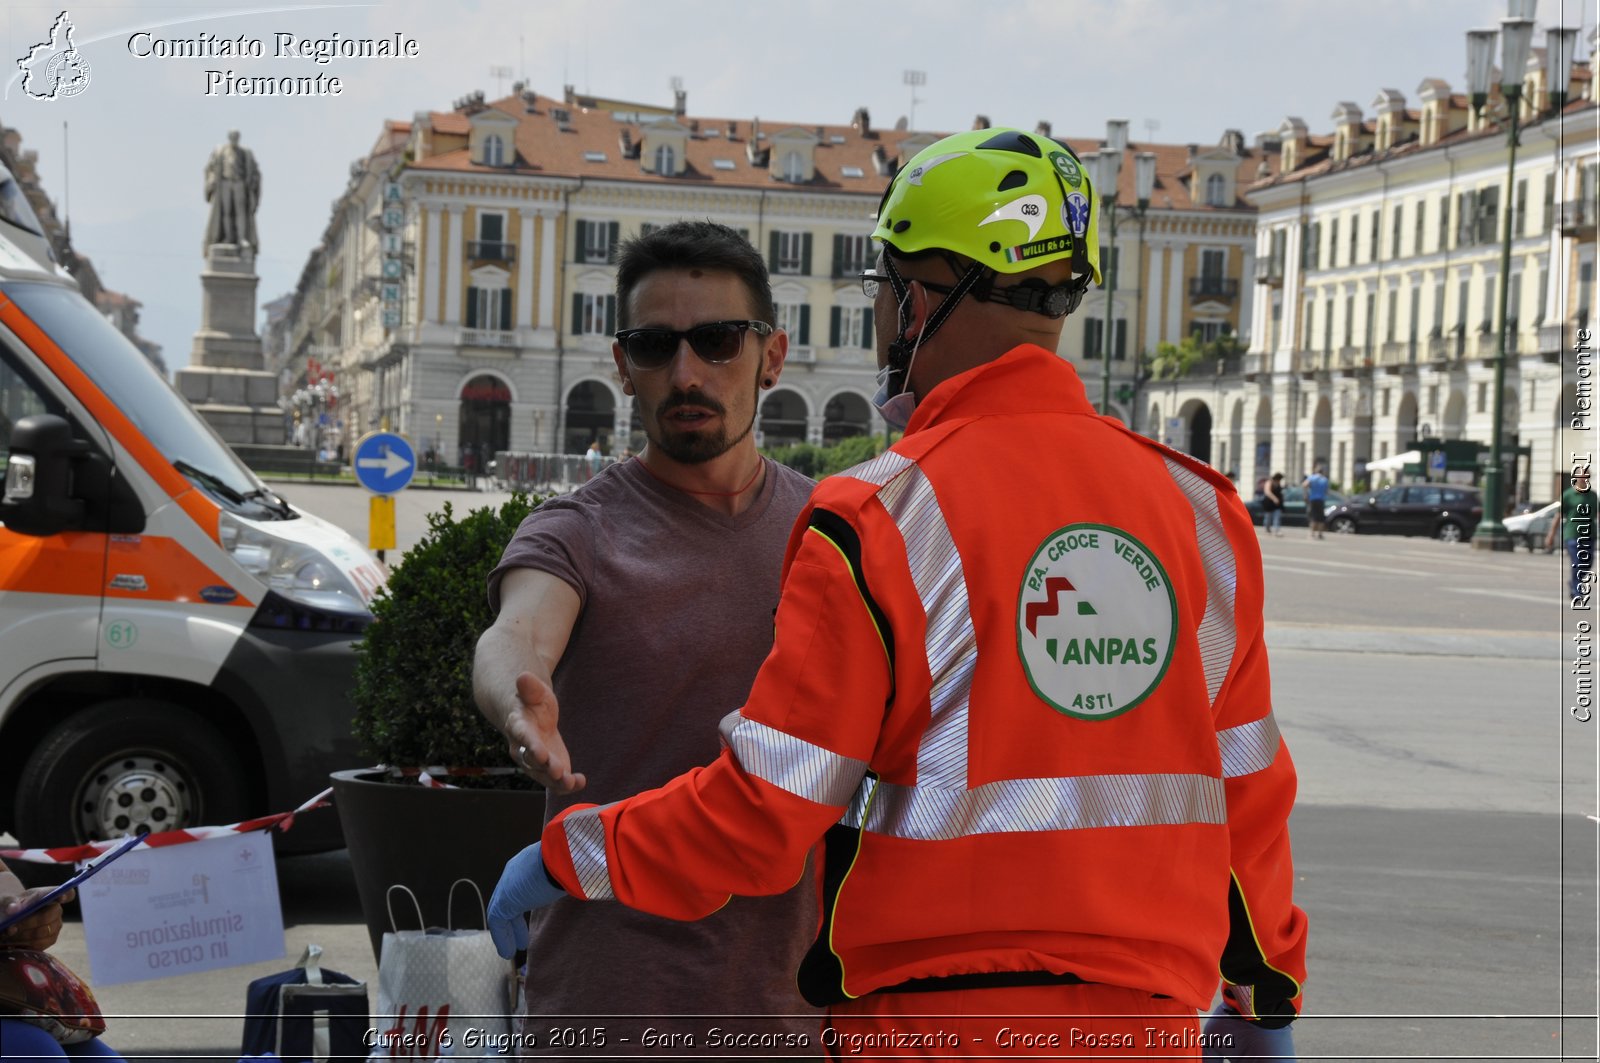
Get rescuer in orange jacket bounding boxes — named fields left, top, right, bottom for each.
left=489, top=128, right=1307, bottom=1059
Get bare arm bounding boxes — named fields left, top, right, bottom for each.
left=472, top=568, right=586, bottom=794
left=0, top=858, right=73, bottom=950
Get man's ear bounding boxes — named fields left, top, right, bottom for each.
left=762, top=324, right=790, bottom=387
left=904, top=280, right=935, bottom=339
left=612, top=343, right=633, bottom=395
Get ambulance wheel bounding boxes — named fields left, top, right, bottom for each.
left=15, top=699, right=250, bottom=848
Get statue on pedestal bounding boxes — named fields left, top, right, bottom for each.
left=203, top=130, right=260, bottom=254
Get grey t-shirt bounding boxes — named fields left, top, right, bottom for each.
left=487, top=455, right=820, bottom=1051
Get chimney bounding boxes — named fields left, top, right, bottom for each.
left=1220, top=129, right=1245, bottom=155
left=852, top=107, right=871, bottom=135
left=871, top=143, right=893, bottom=176
left=522, top=90, right=538, bottom=113
left=972, top=114, right=991, bottom=130
left=1035, top=120, right=1053, bottom=138
left=674, top=88, right=687, bottom=117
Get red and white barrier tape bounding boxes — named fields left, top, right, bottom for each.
left=0, top=787, right=334, bottom=865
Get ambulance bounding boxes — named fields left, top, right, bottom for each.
left=0, top=163, right=384, bottom=858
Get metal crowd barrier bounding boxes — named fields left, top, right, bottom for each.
left=492, top=452, right=615, bottom=493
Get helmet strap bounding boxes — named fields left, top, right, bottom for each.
left=881, top=251, right=988, bottom=395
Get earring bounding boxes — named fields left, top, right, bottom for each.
left=763, top=377, right=774, bottom=388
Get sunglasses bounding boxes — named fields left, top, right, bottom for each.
left=614, top=319, right=773, bottom=370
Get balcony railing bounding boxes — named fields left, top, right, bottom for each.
left=1560, top=198, right=1597, bottom=235
left=1189, top=277, right=1240, bottom=300
left=1426, top=335, right=1452, bottom=363
left=467, top=241, right=517, bottom=261
left=1254, top=259, right=1285, bottom=286
left=1242, top=353, right=1268, bottom=378
left=1294, top=350, right=1321, bottom=374
left=459, top=328, right=516, bottom=349
left=1540, top=324, right=1566, bottom=358
left=1377, top=341, right=1407, bottom=367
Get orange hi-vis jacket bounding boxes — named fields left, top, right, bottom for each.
left=542, top=343, right=1307, bottom=1018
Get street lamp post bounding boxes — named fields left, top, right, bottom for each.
left=1088, top=122, right=1155, bottom=416
left=1466, top=4, right=1575, bottom=550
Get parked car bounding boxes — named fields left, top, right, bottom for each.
left=1324, top=484, right=1484, bottom=542
left=1244, top=485, right=1347, bottom=527
left=1504, top=500, right=1559, bottom=552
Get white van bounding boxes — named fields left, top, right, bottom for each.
left=0, top=172, right=384, bottom=856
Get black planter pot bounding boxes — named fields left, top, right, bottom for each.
left=330, top=768, right=545, bottom=962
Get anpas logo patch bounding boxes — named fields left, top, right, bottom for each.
left=1016, top=523, right=1177, bottom=720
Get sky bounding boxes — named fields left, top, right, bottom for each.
left=1, top=0, right=1595, bottom=381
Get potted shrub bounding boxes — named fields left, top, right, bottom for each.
left=331, top=493, right=545, bottom=959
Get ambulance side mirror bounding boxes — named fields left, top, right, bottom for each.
left=1, top=413, right=88, bottom=536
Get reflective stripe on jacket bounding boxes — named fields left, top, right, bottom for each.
left=541, top=343, right=1306, bottom=1016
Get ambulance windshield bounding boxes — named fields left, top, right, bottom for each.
left=3, top=279, right=271, bottom=511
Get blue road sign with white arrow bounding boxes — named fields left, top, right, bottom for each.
left=352, top=431, right=416, bottom=495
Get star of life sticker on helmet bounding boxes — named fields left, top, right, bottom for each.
left=980, top=194, right=1049, bottom=241
left=1016, top=523, right=1177, bottom=721
left=1064, top=192, right=1091, bottom=238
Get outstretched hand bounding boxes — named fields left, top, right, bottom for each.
left=504, top=672, right=586, bottom=794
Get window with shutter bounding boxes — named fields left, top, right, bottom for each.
left=776, top=302, right=811, bottom=345
left=1327, top=218, right=1337, bottom=268
left=606, top=222, right=620, bottom=264
left=1084, top=318, right=1102, bottom=360
left=466, top=287, right=480, bottom=328
left=1391, top=205, right=1403, bottom=259
left=501, top=288, right=512, bottom=330
left=574, top=220, right=589, bottom=263
left=769, top=231, right=782, bottom=272
left=1476, top=187, right=1498, bottom=245
left=1437, top=196, right=1449, bottom=252
left=1114, top=319, right=1126, bottom=360
left=775, top=232, right=806, bottom=274
left=829, top=306, right=841, bottom=347
left=571, top=292, right=583, bottom=334
left=1515, top=179, right=1528, bottom=238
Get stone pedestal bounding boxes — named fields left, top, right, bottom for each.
left=181, top=244, right=284, bottom=445
left=175, top=366, right=284, bottom=444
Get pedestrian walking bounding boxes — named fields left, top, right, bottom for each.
left=1262, top=472, right=1286, bottom=536
left=1303, top=464, right=1330, bottom=539
left=1547, top=466, right=1596, bottom=600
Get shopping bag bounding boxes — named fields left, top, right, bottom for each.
left=374, top=881, right=516, bottom=1059
left=241, top=943, right=368, bottom=1063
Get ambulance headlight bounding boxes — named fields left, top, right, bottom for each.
left=219, top=511, right=369, bottom=615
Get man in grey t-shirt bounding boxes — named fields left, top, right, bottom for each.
left=475, top=221, right=819, bottom=1052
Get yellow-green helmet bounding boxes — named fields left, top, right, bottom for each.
left=872, top=127, right=1101, bottom=286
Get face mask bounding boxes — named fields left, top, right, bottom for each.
left=871, top=306, right=927, bottom=431
left=872, top=366, right=919, bottom=431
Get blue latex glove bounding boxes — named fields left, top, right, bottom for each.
left=1201, top=1004, right=1297, bottom=1063
left=487, top=841, right=568, bottom=958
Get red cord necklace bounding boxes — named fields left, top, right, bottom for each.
left=636, top=456, right=765, bottom=497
